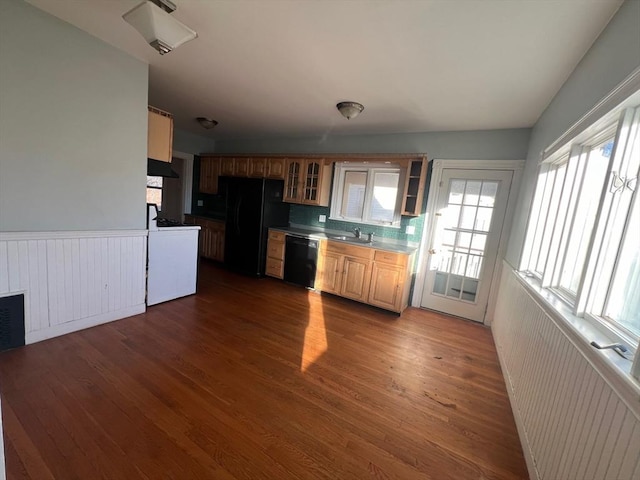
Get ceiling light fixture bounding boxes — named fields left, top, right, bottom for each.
left=336, top=101, right=364, bottom=120
left=196, top=117, right=218, bottom=129
left=123, top=0, right=197, bottom=55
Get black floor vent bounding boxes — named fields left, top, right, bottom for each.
left=0, top=294, right=25, bottom=352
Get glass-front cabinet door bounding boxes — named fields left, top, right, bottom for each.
left=284, top=159, right=302, bottom=202
left=302, top=161, right=321, bottom=204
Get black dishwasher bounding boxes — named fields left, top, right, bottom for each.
left=283, top=235, right=318, bottom=288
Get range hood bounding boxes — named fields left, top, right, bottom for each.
left=148, top=158, right=179, bottom=178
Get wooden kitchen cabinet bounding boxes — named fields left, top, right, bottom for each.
left=341, top=255, right=372, bottom=302
left=317, top=241, right=373, bottom=302
left=283, top=158, right=302, bottom=203
left=283, top=158, right=331, bottom=206
left=199, top=156, right=220, bottom=194
left=265, top=229, right=286, bottom=278
left=185, top=216, right=225, bottom=262
left=315, top=240, right=414, bottom=313
left=266, top=157, right=286, bottom=179
left=401, top=157, right=427, bottom=216
left=220, top=157, right=235, bottom=176
left=368, top=250, right=414, bottom=313
left=147, top=106, right=173, bottom=162
left=234, top=157, right=249, bottom=176
left=249, top=157, right=267, bottom=177
left=316, top=250, right=341, bottom=294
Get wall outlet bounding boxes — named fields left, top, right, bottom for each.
left=319, top=214, right=327, bottom=223
left=405, top=225, right=415, bottom=235
left=197, top=200, right=204, bottom=207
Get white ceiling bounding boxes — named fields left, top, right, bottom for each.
left=26, top=0, right=623, bottom=141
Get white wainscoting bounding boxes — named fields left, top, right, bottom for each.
left=493, top=265, right=640, bottom=480
left=0, top=230, right=147, bottom=344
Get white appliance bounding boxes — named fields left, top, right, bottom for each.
left=147, top=204, right=200, bottom=306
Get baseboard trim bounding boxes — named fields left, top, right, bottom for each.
left=25, top=304, right=146, bottom=344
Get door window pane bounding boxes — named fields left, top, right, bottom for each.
left=460, top=206, right=477, bottom=230
left=479, top=182, right=498, bottom=207
left=475, top=207, right=493, bottom=231
left=463, top=181, right=482, bottom=205
left=448, top=180, right=465, bottom=204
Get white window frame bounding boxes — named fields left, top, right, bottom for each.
left=520, top=94, right=640, bottom=382
left=146, top=175, right=163, bottom=209
left=329, top=162, right=404, bottom=227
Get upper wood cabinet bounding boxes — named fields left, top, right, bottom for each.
left=199, top=156, right=220, bottom=195
left=266, top=158, right=286, bottom=179
left=249, top=157, right=267, bottom=177
left=401, top=157, right=427, bottom=216
left=283, top=158, right=331, bottom=206
left=234, top=157, right=249, bottom=176
left=147, top=106, right=173, bottom=162
left=220, top=157, right=235, bottom=176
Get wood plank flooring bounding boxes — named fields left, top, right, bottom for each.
left=0, top=261, right=528, bottom=479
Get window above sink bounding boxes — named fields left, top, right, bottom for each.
left=330, top=162, right=403, bottom=227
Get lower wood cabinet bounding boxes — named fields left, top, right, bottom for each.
left=265, top=232, right=415, bottom=313
left=265, top=230, right=286, bottom=279
left=317, top=241, right=374, bottom=303
left=318, top=240, right=413, bottom=313
left=185, top=215, right=225, bottom=262
left=368, top=250, right=413, bottom=312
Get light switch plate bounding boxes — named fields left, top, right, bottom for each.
left=405, top=225, right=415, bottom=235
left=197, top=200, right=204, bottom=207
left=319, top=215, right=327, bottom=223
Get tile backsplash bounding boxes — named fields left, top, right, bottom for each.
left=288, top=204, right=424, bottom=244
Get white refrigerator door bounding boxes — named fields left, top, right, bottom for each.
left=147, top=228, right=199, bottom=306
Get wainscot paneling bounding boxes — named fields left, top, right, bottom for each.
left=0, top=231, right=147, bottom=344
left=492, top=264, right=640, bottom=480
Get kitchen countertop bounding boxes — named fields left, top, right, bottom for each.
left=270, top=225, right=418, bottom=255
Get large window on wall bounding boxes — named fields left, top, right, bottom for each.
left=330, top=163, right=403, bottom=226
left=521, top=99, right=640, bottom=375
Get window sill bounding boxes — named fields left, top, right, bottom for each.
left=513, top=269, right=640, bottom=411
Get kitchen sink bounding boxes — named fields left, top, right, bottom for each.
left=329, top=235, right=374, bottom=245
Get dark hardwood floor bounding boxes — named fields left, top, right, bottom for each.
left=0, top=261, right=528, bottom=479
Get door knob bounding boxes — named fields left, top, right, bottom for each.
left=428, top=248, right=437, bottom=254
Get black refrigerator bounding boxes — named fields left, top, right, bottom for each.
left=222, top=177, right=290, bottom=276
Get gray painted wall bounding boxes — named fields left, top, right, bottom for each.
left=506, top=0, right=640, bottom=265
left=0, top=0, right=148, bottom=232
left=214, top=128, right=531, bottom=160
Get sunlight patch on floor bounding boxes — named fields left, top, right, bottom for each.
left=300, top=293, right=328, bottom=372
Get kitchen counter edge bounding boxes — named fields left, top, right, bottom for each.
left=270, top=226, right=418, bottom=255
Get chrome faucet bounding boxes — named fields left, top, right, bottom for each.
left=353, top=227, right=361, bottom=238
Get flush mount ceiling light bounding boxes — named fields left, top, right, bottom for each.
left=336, top=101, right=364, bottom=120
left=196, top=117, right=218, bottom=129
left=123, top=0, right=197, bottom=55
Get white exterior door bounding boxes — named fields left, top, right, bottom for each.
left=420, top=168, right=513, bottom=322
